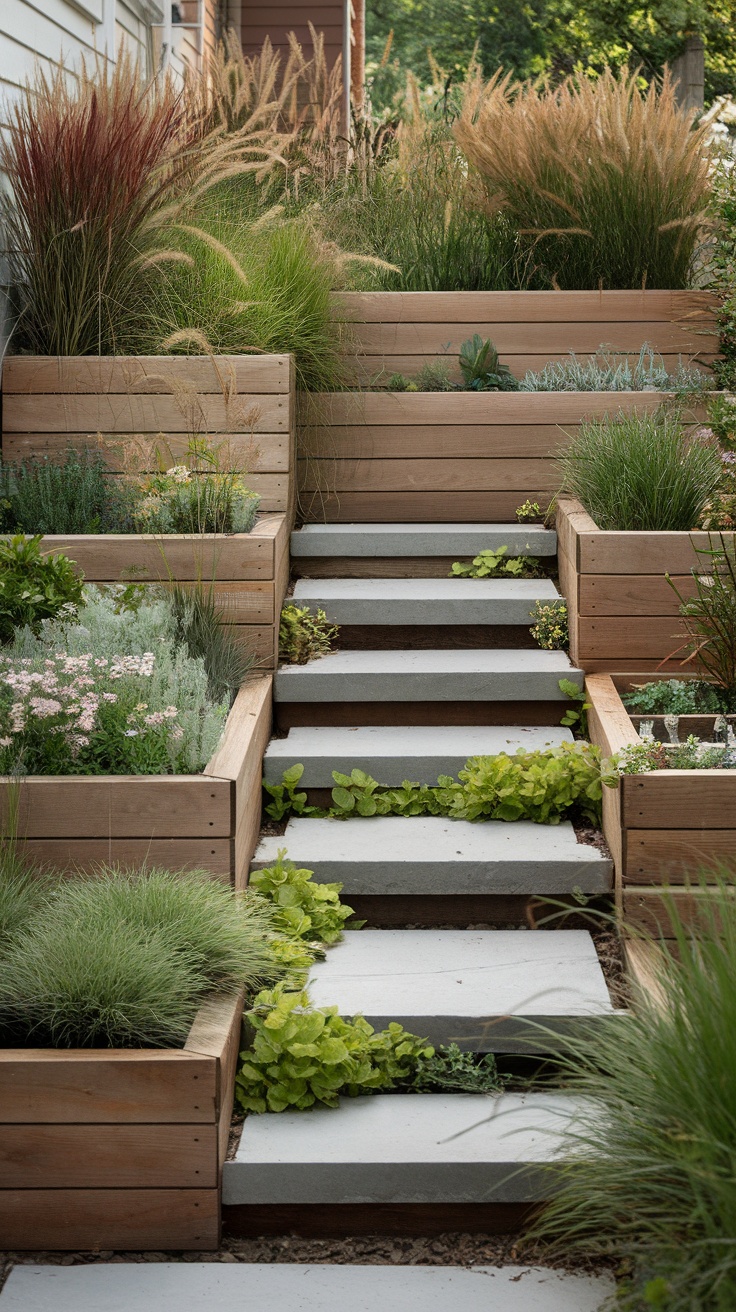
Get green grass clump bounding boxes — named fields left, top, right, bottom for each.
left=558, top=409, right=723, bottom=531
left=527, top=874, right=736, bottom=1310
left=170, top=583, right=254, bottom=704
left=0, top=866, right=282, bottom=1048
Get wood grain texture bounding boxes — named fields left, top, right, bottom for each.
left=26, top=524, right=281, bottom=581
left=579, top=574, right=696, bottom=616
left=621, top=772, right=736, bottom=829
left=0, top=777, right=232, bottom=840
left=350, top=319, right=714, bottom=356
left=298, top=491, right=550, bottom=522
left=292, top=557, right=473, bottom=578
left=0, top=1125, right=217, bottom=1189
left=299, top=423, right=578, bottom=460
left=204, top=677, right=273, bottom=889
left=578, top=529, right=734, bottom=575
left=349, top=354, right=714, bottom=384
left=301, top=390, right=677, bottom=427
left=2, top=354, right=292, bottom=394
left=622, top=887, right=729, bottom=937
left=0, top=1189, right=219, bottom=1251
left=298, top=457, right=557, bottom=493
left=623, top=939, right=668, bottom=1011
left=335, top=289, right=720, bottom=324
left=576, top=615, right=686, bottom=660
left=3, top=393, right=289, bottom=433
left=0, top=1052, right=216, bottom=1125
left=12, top=837, right=233, bottom=877
left=585, top=675, right=640, bottom=756
left=2, top=431, right=289, bottom=472
left=624, top=830, right=736, bottom=882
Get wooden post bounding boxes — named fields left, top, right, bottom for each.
left=671, top=36, right=705, bottom=114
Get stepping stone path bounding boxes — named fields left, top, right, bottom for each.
left=231, top=522, right=616, bottom=1221
left=0, top=1262, right=615, bottom=1310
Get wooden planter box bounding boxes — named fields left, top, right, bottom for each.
left=300, top=392, right=709, bottom=523
left=587, top=673, right=736, bottom=935
left=2, top=675, right=272, bottom=888
left=0, top=989, right=244, bottom=1251
left=557, top=496, right=733, bottom=674
left=1, top=354, right=295, bottom=666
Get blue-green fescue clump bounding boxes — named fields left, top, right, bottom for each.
left=520, top=345, right=709, bottom=393
left=0, top=586, right=229, bottom=775
left=526, top=873, right=736, bottom=1310
left=0, top=864, right=284, bottom=1047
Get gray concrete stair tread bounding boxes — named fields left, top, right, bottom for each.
left=263, top=724, right=574, bottom=785
left=292, top=577, right=559, bottom=626
left=224, top=1092, right=589, bottom=1204
left=276, top=649, right=582, bottom=703
left=290, top=522, right=558, bottom=558
left=252, top=817, right=612, bottom=895
left=0, top=1264, right=614, bottom=1312
left=308, top=929, right=614, bottom=1049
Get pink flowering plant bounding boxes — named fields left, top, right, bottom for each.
left=0, top=650, right=192, bottom=775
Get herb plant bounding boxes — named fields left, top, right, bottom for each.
left=450, top=546, right=541, bottom=578
left=530, top=600, right=569, bottom=651
left=0, top=451, right=131, bottom=535
left=520, top=345, right=708, bottom=394
left=279, top=603, right=338, bottom=665
left=558, top=409, right=722, bottom=532
left=248, top=850, right=359, bottom=944
left=0, top=536, right=85, bottom=644
left=623, top=680, right=721, bottom=716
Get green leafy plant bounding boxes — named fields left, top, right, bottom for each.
left=384, top=372, right=417, bottom=392
left=132, top=461, right=260, bottom=536
left=516, top=500, right=543, bottom=523
left=520, top=345, right=708, bottom=394
left=235, top=984, right=435, bottom=1112
left=279, top=603, right=338, bottom=665
left=558, top=409, right=723, bottom=532
left=458, top=334, right=519, bottom=391
left=0, top=865, right=283, bottom=1048
left=0, top=451, right=132, bottom=536
left=616, top=735, right=736, bottom=773
left=0, top=536, right=85, bottom=643
left=263, top=763, right=322, bottom=822
left=404, top=1044, right=506, bottom=1094
left=623, top=679, right=721, bottom=715
left=558, top=678, right=591, bottom=736
left=450, top=546, right=541, bottom=578
left=526, top=873, right=736, bottom=1309
left=668, top=538, right=736, bottom=712
left=248, top=849, right=359, bottom=944
left=530, top=600, right=569, bottom=651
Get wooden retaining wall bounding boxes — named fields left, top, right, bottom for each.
left=300, top=392, right=694, bottom=523
left=1, top=354, right=296, bottom=520
left=335, top=289, right=719, bottom=383
left=2, top=675, right=273, bottom=888
left=587, top=674, right=736, bottom=935
left=557, top=497, right=732, bottom=674
left=0, top=989, right=244, bottom=1251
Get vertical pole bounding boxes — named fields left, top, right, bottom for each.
left=671, top=35, right=705, bottom=114
left=351, top=0, right=365, bottom=110
left=161, top=0, right=173, bottom=70
left=342, top=0, right=353, bottom=134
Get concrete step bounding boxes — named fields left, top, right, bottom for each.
left=223, top=1091, right=588, bottom=1205
left=0, top=1263, right=615, bottom=1311
left=292, top=578, right=560, bottom=627
left=263, top=724, right=574, bottom=787
left=308, top=929, right=615, bottom=1052
left=291, top=522, right=558, bottom=558
left=275, top=649, right=582, bottom=703
left=252, top=817, right=612, bottom=896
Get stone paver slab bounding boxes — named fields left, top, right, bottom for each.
left=292, top=578, right=559, bottom=626
left=290, top=522, right=558, bottom=557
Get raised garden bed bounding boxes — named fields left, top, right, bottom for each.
left=0, top=989, right=243, bottom=1251
left=586, top=673, right=736, bottom=934
left=557, top=497, right=732, bottom=674
left=1, top=675, right=272, bottom=886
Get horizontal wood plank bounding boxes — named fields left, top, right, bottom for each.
left=2, top=354, right=292, bottom=394
left=2, top=431, right=289, bottom=472
left=298, top=457, right=557, bottom=493
left=334, top=290, right=720, bottom=324
left=578, top=530, right=734, bottom=575
left=350, top=319, right=716, bottom=356
left=0, top=1124, right=217, bottom=1189
left=577, top=615, right=687, bottom=660
left=349, top=354, right=715, bottom=383
left=298, top=491, right=550, bottom=522
left=302, top=390, right=680, bottom=427
left=32, top=526, right=279, bottom=581
left=3, top=394, right=289, bottom=433
left=0, top=1051, right=216, bottom=1124
left=0, top=1188, right=219, bottom=1250
left=13, top=838, right=233, bottom=877
left=0, top=777, right=232, bottom=840
left=622, top=772, right=736, bottom=829
left=622, top=887, right=731, bottom=938
left=579, top=574, right=696, bottom=616
left=299, top=423, right=576, bottom=460
left=624, top=830, right=736, bottom=882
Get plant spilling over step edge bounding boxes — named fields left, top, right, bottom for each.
left=264, top=742, right=618, bottom=827
left=0, top=558, right=252, bottom=774
left=530, top=600, right=569, bottom=651
left=279, top=603, right=338, bottom=664
left=449, top=545, right=542, bottom=578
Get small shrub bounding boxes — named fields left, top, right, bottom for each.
left=132, top=465, right=259, bottom=535
left=450, top=546, right=541, bottom=578
left=0, top=536, right=85, bottom=643
left=415, top=360, right=454, bottom=392
left=1, top=451, right=131, bottom=535
left=0, top=866, right=283, bottom=1047
left=248, top=849, right=358, bottom=944
left=279, top=603, right=338, bottom=664
left=558, top=409, right=723, bottom=532
left=616, top=735, right=736, bottom=772
left=458, top=334, right=518, bottom=391
left=520, top=345, right=708, bottom=395
left=526, top=874, right=736, bottom=1309
left=384, top=372, right=417, bottom=392
left=530, top=600, right=569, bottom=651
left=623, top=679, right=721, bottom=715
left=516, top=500, right=543, bottom=523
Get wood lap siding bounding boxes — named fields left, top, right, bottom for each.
left=240, top=0, right=346, bottom=66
